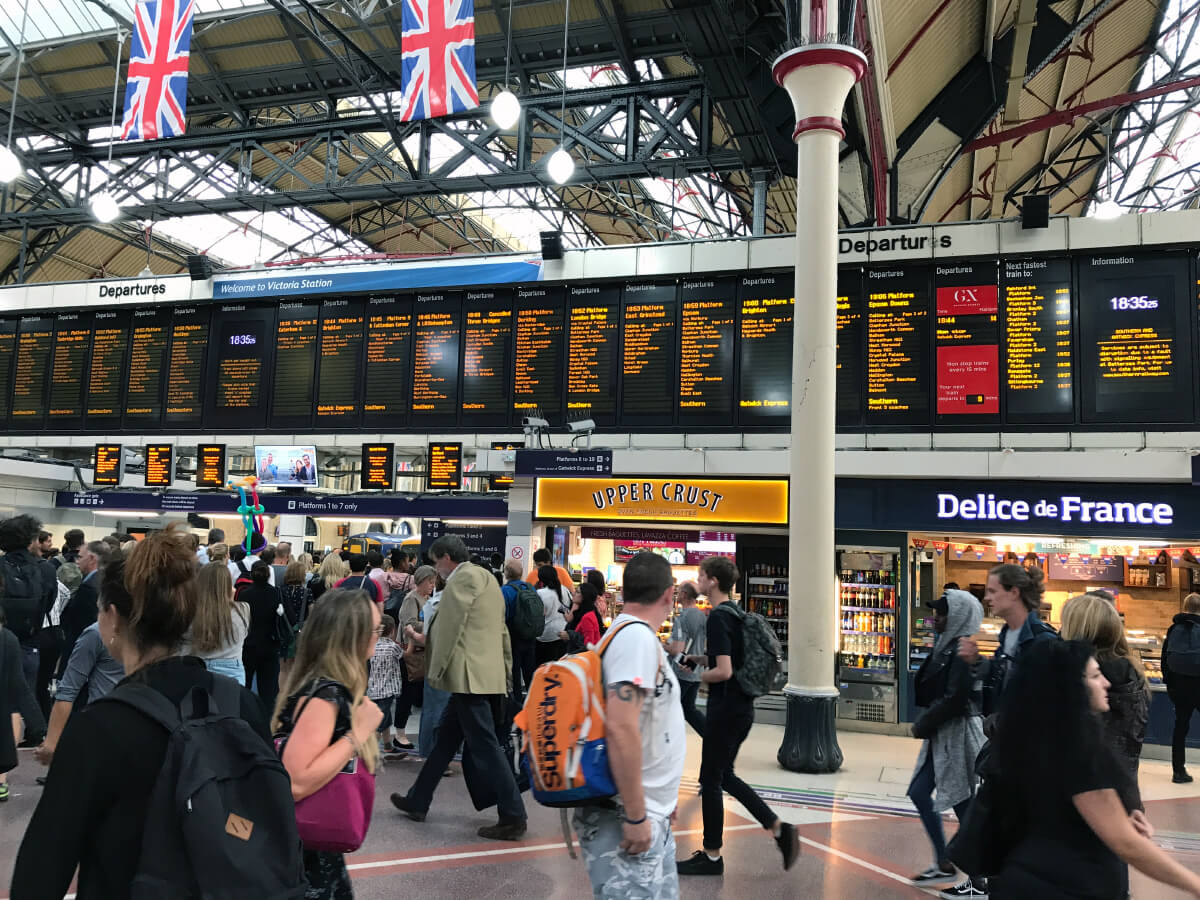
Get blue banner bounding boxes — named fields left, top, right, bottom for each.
left=213, top=259, right=544, bottom=300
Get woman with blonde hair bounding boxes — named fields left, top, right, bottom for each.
left=180, top=562, right=249, bottom=684
left=310, top=553, right=349, bottom=603
left=274, top=588, right=383, bottom=898
left=1061, top=591, right=1149, bottom=807
left=206, top=542, right=229, bottom=567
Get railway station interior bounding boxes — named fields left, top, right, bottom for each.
left=5, top=0, right=1200, bottom=897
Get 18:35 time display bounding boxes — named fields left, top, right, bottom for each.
left=1109, top=296, right=1159, bottom=310
left=228, top=333, right=257, bottom=346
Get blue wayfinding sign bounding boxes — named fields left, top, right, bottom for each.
left=213, top=259, right=544, bottom=299
left=515, top=449, right=613, bottom=478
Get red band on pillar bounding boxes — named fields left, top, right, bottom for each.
left=772, top=46, right=869, bottom=86
left=793, top=116, right=846, bottom=139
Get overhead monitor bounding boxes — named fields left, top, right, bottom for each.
left=361, top=443, right=395, bottom=490
left=195, top=444, right=227, bottom=488
left=428, top=442, right=463, bottom=490
left=255, top=444, right=318, bottom=487
left=144, top=444, right=175, bottom=487
left=489, top=440, right=523, bottom=490
left=93, top=444, right=123, bottom=486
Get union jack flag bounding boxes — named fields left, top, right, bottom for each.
left=399, top=0, right=479, bottom=121
left=120, top=0, right=194, bottom=140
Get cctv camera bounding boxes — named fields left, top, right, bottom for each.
left=522, top=416, right=549, bottom=429
left=567, top=419, right=596, bottom=434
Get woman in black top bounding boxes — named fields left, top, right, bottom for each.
left=990, top=640, right=1200, bottom=899
left=240, top=560, right=284, bottom=712
left=11, top=526, right=272, bottom=900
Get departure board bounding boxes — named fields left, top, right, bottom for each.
left=1079, top=252, right=1192, bottom=423
left=205, top=304, right=275, bottom=429
left=620, top=282, right=678, bottom=424
left=125, top=308, right=170, bottom=427
left=361, top=443, right=395, bottom=490
left=93, top=444, right=123, bottom=486
left=678, top=277, right=736, bottom=425
left=164, top=306, right=210, bottom=427
left=461, top=288, right=513, bottom=426
left=865, top=266, right=931, bottom=425
left=566, top=284, right=620, bottom=426
left=1002, top=258, right=1073, bottom=423
left=934, top=261, right=1000, bottom=424
left=271, top=301, right=319, bottom=427
left=144, top=444, right=174, bottom=487
left=737, top=273, right=793, bottom=425
left=428, top=442, right=463, bottom=490
left=411, top=292, right=462, bottom=424
left=0, top=320, right=15, bottom=429
left=47, top=312, right=93, bottom=430
left=837, top=269, right=864, bottom=427
left=363, top=296, right=413, bottom=427
left=195, top=443, right=227, bottom=487
left=513, top=286, right=565, bottom=424
left=86, top=309, right=129, bottom=430
left=316, top=299, right=365, bottom=425
left=12, top=315, right=53, bottom=429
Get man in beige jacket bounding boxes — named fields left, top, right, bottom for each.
left=390, top=534, right=526, bottom=840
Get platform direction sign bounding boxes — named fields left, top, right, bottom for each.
left=515, top=449, right=612, bottom=478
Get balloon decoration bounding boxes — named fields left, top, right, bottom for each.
left=230, top=475, right=266, bottom=552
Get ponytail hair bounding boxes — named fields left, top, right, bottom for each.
left=989, top=562, right=1045, bottom=611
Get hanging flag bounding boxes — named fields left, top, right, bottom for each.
left=911, top=538, right=928, bottom=550
left=400, top=0, right=479, bottom=121
left=120, top=0, right=194, bottom=140
left=932, top=541, right=947, bottom=556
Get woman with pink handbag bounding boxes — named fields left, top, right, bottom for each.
left=273, top=589, right=384, bottom=899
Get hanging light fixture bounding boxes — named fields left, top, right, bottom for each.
left=0, top=1, right=30, bottom=184
left=90, top=192, right=121, bottom=223
left=90, top=25, right=126, bottom=222
left=545, top=0, right=574, bottom=185
left=490, top=0, right=520, bottom=129
left=1090, top=115, right=1121, bottom=220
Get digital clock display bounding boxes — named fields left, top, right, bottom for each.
left=228, top=334, right=257, bottom=346
left=1109, top=296, right=1159, bottom=311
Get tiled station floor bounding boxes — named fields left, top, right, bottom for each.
left=1, top=723, right=1199, bottom=898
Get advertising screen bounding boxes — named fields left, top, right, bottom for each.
left=934, top=260, right=1000, bottom=424
left=255, top=444, right=318, bottom=487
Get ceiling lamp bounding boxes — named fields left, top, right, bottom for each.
left=490, top=0, right=521, bottom=129
left=1, top=2, right=29, bottom=184
left=1093, top=198, right=1121, bottom=220
left=0, top=146, right=20, bottom=184
left=543, top=0, right=574, bottom=186
left=90, top=192, right=121, bottom=223
left=547, top=147, right=575, bottom=184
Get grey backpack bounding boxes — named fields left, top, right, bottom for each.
left=717, top=603, right=783, bottom=697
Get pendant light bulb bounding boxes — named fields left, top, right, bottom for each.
left=1093, top=198, right=1121, bottom=220
left=547, top=147, right=575, bottom=185
left=0, top=145, right=20, bottom=183
left=491, top=90, right=521, bottom=129
left=90, top=191, right=122, bottom=223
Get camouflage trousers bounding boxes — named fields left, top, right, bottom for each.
left=574, top=806, right=679, bottom=899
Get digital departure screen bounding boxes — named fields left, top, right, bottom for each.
left=0, top=320, right=15, bottom=429
left=164, top=306, right=210, bottom=427
left=513, top=286, right=565, bottom=424
left=195, top=443, right=227, bottom=488
left=428, top=442, right=463, bottom=490
left=363, top=296, right=413, bottom=427
left=1080, top=252, right=1192, bottom=423
left=12, top=315, right=53, bottom=429
left=205, top=304, right=274, bottom=429
left=566, top=284, right=620, bottom=426
left=317, top=299, right=365, bottom=425
left=738, top=272, right=793, bottom=425
left=837, top=269, right=864, bottom=427
left=865, top=266, right=931, bottom=425
left=360, top=443, right=395, bottom=490
left=412, top=292, right=462, bottom=424
left=1002, top=257, right=1073, bottom=423
left=461, top=288, right=512, bottom=427
left=93, top=443, right=123, bottom=486
left=125, top=308, right=170, bottom=427
left=86, top=309, right=129, bottom=430
left=935, top=260, right=1000, bottom=424
left=144, top=444, right=174, bottom=487
left=47, top=312, right=92, bottom=430
left=271, top=301, right=319, bottom=427
left=621, top=282, right=677, bottom=424
left=678, top=277, right=736, bottom=426
left=489, top=440, right=523, bottom=490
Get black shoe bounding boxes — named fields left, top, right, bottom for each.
left=389, top=793, right=427, bottom=822
left=477, top=820, right=527, bottom=841
left=776, top=822, right=800, bottom=871
left=939, top=879, right=988, bottom=899
left=677, top=850, right=724, bottom=876
left=1174, top=770, right=1194, bottom=784
left=392, top=739, right=415, bottom=752
left=912, top=865, right=957, bottom=883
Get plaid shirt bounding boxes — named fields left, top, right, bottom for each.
left=367, top=638, right=405, bottom=699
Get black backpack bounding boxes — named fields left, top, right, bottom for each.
left=0, top=553, right=45, bottom=643
left=1166, top=622, right=1200, bottom=677
left=99, top=675, right=307, bottom=899
left=508, top=581, right=545, bottom=642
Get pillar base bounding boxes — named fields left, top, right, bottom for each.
left=777, top=692, right=843, bottom=773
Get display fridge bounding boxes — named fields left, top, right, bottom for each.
left=836, top=547, right=900, bottom=723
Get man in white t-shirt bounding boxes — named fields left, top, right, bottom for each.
left=574, top=551, right=685, bottom=899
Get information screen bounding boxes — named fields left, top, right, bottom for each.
left=837, top=269, right=864, bottom=427
left=363, top=296, right=413, bottom=427
left=316, top=299, right=365, bottom=425
left=93, top=443, right=123, bottom=486
left=865, top=266, right=931, bottom=425
left=621, top=282, right=678, bottom=424
left=195, top=443, right=227, bottom=487
left=566, top=285, right=620, bottom=426
left=86, top=308, right=130, bottom=430
left=124, top=308, right=170, bottom=427
left=513, top=286, right=565, bottom=424
left=737, top=273, right=793, bottom=425
left=271, top=301, right=319, bottom=427
left=47, top=312, right=92, bottom=430
left=1079, top=252, right=1192, bottom=423
left=0, top=320, right=15, bottom=430
left=361, top=443, right=395, bottom=490
left=1002, top=257, right=1073, bottom=423
left=678, top=277, right=736, bottom=425
left=461, top=288, right=512, bottom=427
left=489, top=440, right=523, bottom=490
left=934, top=261, right=1000, bottom=424
left=428, top=442, right=463, bottom=490
left=412, top=292, right=462, bottom=424
left=205, top=304, right=275, bottom=429
left=12, top=315, right=53, bottom=429
left=144, top=444, right=174, bottom=487
left=164, top=306, right=210, bottom=427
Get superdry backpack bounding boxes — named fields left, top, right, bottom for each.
left=717, top=603, right=783, bottom=698
left=1166, top=622, right=1200, bottom=677
left=99, top=675, right=306, bottom=899
left=509, top=581, right=545, bottom=642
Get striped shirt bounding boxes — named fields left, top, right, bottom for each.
left=367, top=637, right=404, bottom=699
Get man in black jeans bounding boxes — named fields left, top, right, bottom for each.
left=677, top=555, right=799, bottom=876
left=501, top=559, right=537, bottom=706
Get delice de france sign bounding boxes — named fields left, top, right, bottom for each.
left=937, top=491, right=1174, bottom=527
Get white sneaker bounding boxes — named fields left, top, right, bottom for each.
left=939, top=880, right=988, bottom=899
